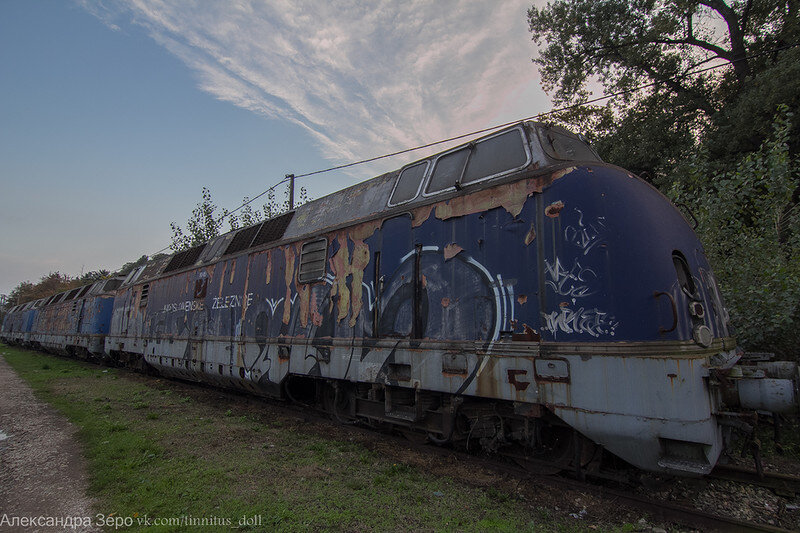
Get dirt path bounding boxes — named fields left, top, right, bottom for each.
left=0, top=355, right=98, bottom=532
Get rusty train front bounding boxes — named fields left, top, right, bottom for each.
left=4, top=121, right=797, bottom=475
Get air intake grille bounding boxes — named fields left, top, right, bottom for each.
left=163, top=244, right=206, bottom=273
left=251, top=211, right=294, bottom=248
left=224, top=224, right=262, bottom=256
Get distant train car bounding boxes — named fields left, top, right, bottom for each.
left=5, top=121, right=797, bottom=476
left=1, top=303, right=30, bottom=345
left=27, top=278, right=122, bottom=358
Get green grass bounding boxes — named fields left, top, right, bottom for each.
left=0, top=344, right=618, bottom=532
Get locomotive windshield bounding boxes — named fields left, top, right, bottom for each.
left=388, top=125, right=530, bottom=205
left=537, top=125, right=600, bottom=161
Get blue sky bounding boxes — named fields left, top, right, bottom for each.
left=0, top=0, right=550, bottom=298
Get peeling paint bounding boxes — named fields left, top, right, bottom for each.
left=329, top=234, right=352, bottom=323
left=298, top=282, right=310, bottom=328
left=411, top=204, right=434, bottom=227
left=443, top=243, right=463, bottom=260
left=436, top=179, right=539, bottom=220
left=524, top=224, right=536, bottom=245
left=545, top=201, right=565, bottom=218
left=283, top=246, right=296, bottom=325
left=265, top=249, right=272, bottom=286
left=229, top=260, right=236, bottom=284
left=328, top=221, right=378, bottom=327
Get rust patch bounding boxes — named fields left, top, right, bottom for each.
left=507, top=369, right=531, bottom=392
left=283, top=245, right=296, bottom=325
left=329, top=235, right=352, bottom=324
left=218, top=262, right=226, bottom=297
left=435, top=178, right=542, bottom=220
left=517, top=295, right=528, bottom=305
left=411, top=204, right=434, bottom=227
left=524, top=223, right=536, bottom=245
left=241, top=256, right=252, bottom=324
left=329, top=221, right=377, bottom=327
left=229, top=259, right=236, bottom=284
left=298, top=282, right=310, bottom=328
left=545, top=201, right=564, bottom=218
left=349, top=219, right=381, bottom=242
left=421, top=274, right=427, bottom=288
left=475, top=356, right=499, bottom=398
left=441, top=297, right=450, bottom=308
left=443, top=243, right=463, bottom=260
left=552, top=166, right=577, bottom=181
left=512, top=324, right=541, bottom=342
left=265, top=249, right=272, bottom=286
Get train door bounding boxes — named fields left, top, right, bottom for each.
left=375, top=214, right=419, bottom=338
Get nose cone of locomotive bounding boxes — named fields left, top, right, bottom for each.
left=536, top=164, right=732, bottom=346
left=537, top=164, right=734, bottom=476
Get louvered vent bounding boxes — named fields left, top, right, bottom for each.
left=224, top=224, right=262, bottom=256
left=163, top=244, right=206, bottom=273
left=251, top=211, right=294, bottom=248
left=298, top=239, right=328, bottom=283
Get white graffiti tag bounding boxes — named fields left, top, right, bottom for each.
left=265, top=297, right=284, bottom=316
left=544, top=258, right=596, bottom=299
left=564, top=208, right=606, bottom=255
left=541, top=306, right=618, bottom=338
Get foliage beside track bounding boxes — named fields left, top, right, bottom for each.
left=0, top=344, right=628, bottom=532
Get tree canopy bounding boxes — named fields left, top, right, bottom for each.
left=529, top=0, right=800, bottom=179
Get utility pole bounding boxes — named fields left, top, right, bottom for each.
left=286, top=174, right=295, bottom=210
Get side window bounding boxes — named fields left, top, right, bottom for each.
left=672, top=251, right=697, bottom=298
left=424, top=126, right=531, bottom=196
left=462, top=129, right=529, bottom=185
left=389, top=162, right=428, bottom=206
left=298, top=239, right=328, bottom=283
left=425, top=147, right=470, bottom=195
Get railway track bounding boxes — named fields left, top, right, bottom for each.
left=712, top=463, right=800, bottom=498
left=433, top=449, right=797, bottom=533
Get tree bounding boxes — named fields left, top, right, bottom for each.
left=6, top=272, right=80, bottom=306
left=171, top=184, right=310, bottom=251
left=170, top=187, right=229, bottom=252
left=528, top=0, right=800, bottom=180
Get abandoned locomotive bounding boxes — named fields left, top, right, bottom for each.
left=3, top=121, right=797, bottom=476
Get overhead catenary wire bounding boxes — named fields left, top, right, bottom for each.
left=290, top=42, right=800, bottom=180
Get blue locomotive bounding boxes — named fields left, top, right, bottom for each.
left=3, top=121, right=796, bottom=475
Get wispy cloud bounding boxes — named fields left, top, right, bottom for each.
left=81, top=0, right=547, bottom=170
